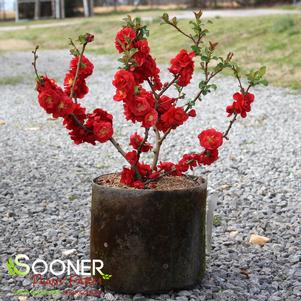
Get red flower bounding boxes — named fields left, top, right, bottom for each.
left=132, top=39, right=150, bottom=66
left=93, top=121, right=113, bottom=143
left=177, top=153, right=199, bottom=172
left=84, top=33, right=94, bottom=43
left=129, top=133, right=153, bottom=152
left=125, top=151, right=138, bottom=165
left=120, top=167, right=136, bottom=186
left=126, top=89, right=155, bottom=123
left=37, top=76, right=60, bottom=93
left=64, top=72, right=89, bottom=99
left=128, top=94, right=151, bottom=117
left=70, top=55, right=94, bottom=78
left=132, top=55, right=162, bottom=90
left=226, top=92, right=255, bottom=118
left=142, top=110, right=158, bottom=128
left=63, top=103, right=87, bottom=130
left=199, top=149, right=219, bottom=165
left=115, top=27, right=136, bottom=53
left=137, top=162, right=152, bottom=178
left=198, top=128, right=223, bottom=150
left=169, top=50, right=195, bottom=87
left=112, top=70, right=136, bottom=101
left=188, top=109, right=196, bottom=117
left=38, top=78, right=75, bottom=118
left=158, top=161, right=180, bottom=176
left=158, top=96, right=175, bottom=114
left=63, top=105, right=97, bottom=145
left=85, top=108, right=114, bottom=143
left=158, top=106, right=188, bottom=132
left=135, top=39, right=150, bottom=55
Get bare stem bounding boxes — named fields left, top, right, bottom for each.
left=151, top=126, right=161, bottom=170
left=110, top=137, right=142, bottom=180
left=158, top=75, right=179, bottom=97
left=166, top=21, right=196, bottom=44
left=32, top=46, right=41, bottom=82
left=70, top=113, right=92, bottom=133
left=223, top=113, right=238, bottom=140
left=134, top=128, right=150, bottom=168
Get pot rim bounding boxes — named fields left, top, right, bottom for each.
left=93, top=172, right=207, bottom=194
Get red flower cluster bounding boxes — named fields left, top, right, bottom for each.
left=226, top=92, right=255, bottom=118
left=120, top=162, right=158, bottom=189
left=86, top=109, right=113, bottom=143
left=115, top=27, right=136, bottom=53
left=113, top=28, right=163, bottom=130
left=37, top=76, right=74, bottom=119
left=34, top=19, right=260, bottom=189
left=169, top=50, right=195, bottom=87
left=198, top=128, right=223, bottom=165
left=157, top=105, right=188, bottom=132
left=64, top=55, right=94, bottom=99
left=36, top=54, right=113, bottom=145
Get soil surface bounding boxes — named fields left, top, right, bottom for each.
left=96, top=173, right=203, bottom=191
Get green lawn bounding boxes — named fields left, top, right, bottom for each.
left=1, top=11, right=301, bottom=89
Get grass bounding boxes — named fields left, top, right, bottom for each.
left=0, top=12, right=301, bottom=89
left=0, top=76, right=24, bottom=86
left=277, top=4, right=301, bottom=11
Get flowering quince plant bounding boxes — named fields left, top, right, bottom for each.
left=32, top=11, right=268, bottom=189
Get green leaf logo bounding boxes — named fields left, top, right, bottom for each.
left=5, top=257, right=29, bottom=277
left=101, top=273, right=112, bottom=280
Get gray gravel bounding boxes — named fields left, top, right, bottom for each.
left=0, top=50, right=301, bottom=301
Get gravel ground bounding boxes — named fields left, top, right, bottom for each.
left=0, top=51, right=300, bottom=301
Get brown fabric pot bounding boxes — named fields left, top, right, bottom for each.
left=90, top=175, right=207, bottom=294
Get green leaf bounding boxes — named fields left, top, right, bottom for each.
left=260, top=79, right=269, bottom=86
left=201, top=55, right=208, bottom=62
left=258, top=66, right=266, bottom=77
left=162, top=13, right=169, bottom=23
left=191, top=45, right=200, bottom=55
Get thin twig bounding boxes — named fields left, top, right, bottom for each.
left=32, top=46, right=41, bottom=82
left=158, top=75, right=179, bottom=97
left=135, top=128, right=150, bottom=166
left=110, top=137, right=142, bottom=180
left=166, top=21, right=196, bottom=44
left=223, top=113, right=237, bottom=140
left=151, top=126, right=161, bottom=170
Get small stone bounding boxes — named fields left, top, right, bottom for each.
left=62, top=249, right=76, bottom=256
left=229, top=230, right=239, bottom=238
left=289, top=255, right=300, bottom=264
left=22, top=279, right=31, bottom=286
left=0, top=119, right=6, bottom=126
left=177, top=290, right=190, bottom=296
left=279, top=201, right=287, bottom=208
left=104, top=293, right=115, bottom=301
left=133, top=293, right=146, bottom=301
left=18, top=297, right=28, bottom=301
left=249, top=234, right=270, bottom=246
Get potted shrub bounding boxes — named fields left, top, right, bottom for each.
left=32, top=11, right=267, bottom=294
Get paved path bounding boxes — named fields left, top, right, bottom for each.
left=0, top=9, right=300, bottom=32
left=173, top=8, right=301, bottom=19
